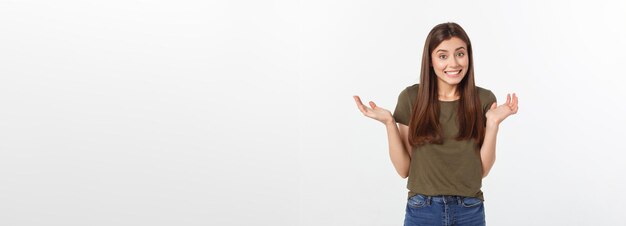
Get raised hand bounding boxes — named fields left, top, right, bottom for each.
left=353, top=95, right=394, bottom=125
left=485, top=93, right=519, bottom=126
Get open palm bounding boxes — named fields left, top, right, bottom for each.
left=353, top=95, right=393, bottom=125
left=485, top=93, right=519, bottom=125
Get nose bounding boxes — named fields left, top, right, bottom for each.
left=450, top=55, right=460, bottom=67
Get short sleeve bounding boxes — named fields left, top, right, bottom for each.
left=482, top=90, right=497, bottom=115
left=393, top=88, right=411, bottom=126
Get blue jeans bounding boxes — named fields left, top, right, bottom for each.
left=403, top=194, right=486, bottom=226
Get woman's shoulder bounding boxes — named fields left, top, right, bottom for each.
left=403, top=83, right=420, bottom=94
left=398, top=83, right=420, bottom=100
left=476, top=86, right=497, bottom=103
left=476, top=86, right=491, bottom=95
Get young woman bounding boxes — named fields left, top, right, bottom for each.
left=353, top=22, right=518, bottom=226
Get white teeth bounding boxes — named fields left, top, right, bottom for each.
left=445, top=70, right=461, bottom=75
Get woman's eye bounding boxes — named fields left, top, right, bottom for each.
left=456, top=52, right=465, bottom=57
left=439, top=55, right=447, bottom=59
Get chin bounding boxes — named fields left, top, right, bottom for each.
left=439, top=77, right=465, bottom=86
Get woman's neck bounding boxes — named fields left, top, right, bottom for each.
left=437, top=82, right=460, bottom=101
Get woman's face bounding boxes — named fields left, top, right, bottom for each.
left=431, top=37, right=469, bottom=87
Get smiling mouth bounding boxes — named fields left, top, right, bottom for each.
left=444, top=69, right=462, bottom=75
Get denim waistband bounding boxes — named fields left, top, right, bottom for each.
left=422, top=195, right=463, bottom=205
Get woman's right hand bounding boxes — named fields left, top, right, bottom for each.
left=353, top=95, right=394, bottom=125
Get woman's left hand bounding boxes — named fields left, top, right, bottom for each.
left=485, top=93, right=519, bottom=126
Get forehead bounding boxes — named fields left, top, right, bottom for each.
left=433, top=37, right=467, bottom=52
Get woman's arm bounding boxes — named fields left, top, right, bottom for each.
left=481, top=93, right=519, bottom=178
left=385, top=121, right=411, bottom=178
left=480, top=123, right=499, bottom=178
left=353, top=95, right=411, bottom=178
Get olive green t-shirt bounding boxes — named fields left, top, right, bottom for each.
left=392, top=84, right=497, bottom=201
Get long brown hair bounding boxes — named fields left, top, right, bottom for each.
left=408, top=22, right=485, bottom=147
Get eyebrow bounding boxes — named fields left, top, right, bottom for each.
left=435, top=47, right=466, bottom=53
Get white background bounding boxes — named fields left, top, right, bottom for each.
left=1, top=0, right=625, bottom=225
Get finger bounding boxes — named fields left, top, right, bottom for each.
left=509, top=94, right=516, bottom=109
left=369, top=101, right=377, bottom=109
left=508, top=93, right=517, bottom=110
left=506, top=93, right=511, bottom=106
left=490, top=102, right=497, bottom=110
left=353, top=96, right=364, bottom=110
left=353, top=96, right=367, bottom=113
left=353, top=95, right=362, bottom=105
